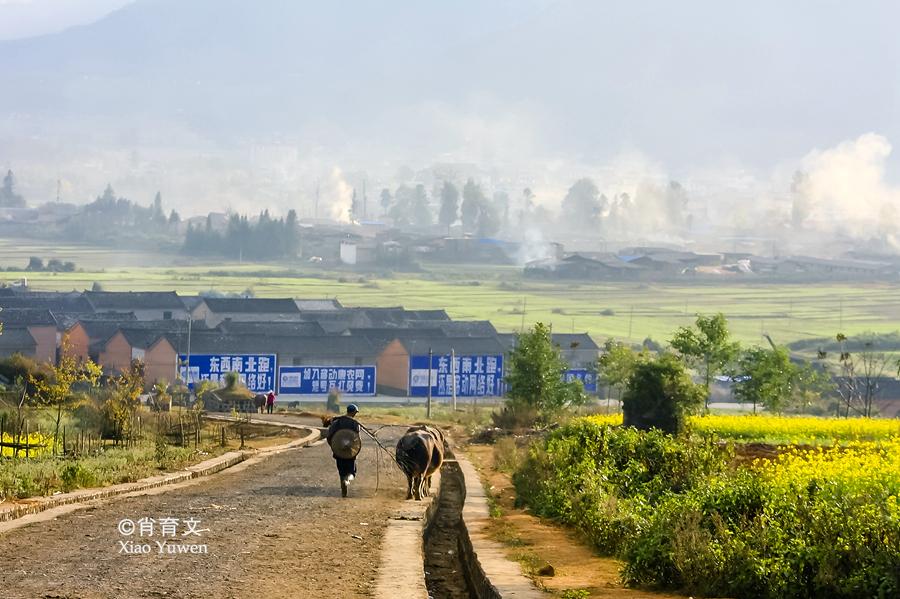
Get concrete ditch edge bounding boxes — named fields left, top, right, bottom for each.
left=373, top=471, right=441, bottom=599
left=456, top=451, right=543, bottom=599
left=0, top=416, right=319, bottom=524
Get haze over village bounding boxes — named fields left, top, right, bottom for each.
left=1, top=3, right=900, bottom=599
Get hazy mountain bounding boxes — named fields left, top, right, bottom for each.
left=3, top=0, right=898, bottom=165
left=1, top=0, right=899, bottom=216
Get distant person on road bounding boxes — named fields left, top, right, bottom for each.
left=265, top=390, right=276, bottom=414
left=326, top=404, right=362, bottom=498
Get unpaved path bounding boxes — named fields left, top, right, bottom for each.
left=0, top=415, right=410, bottom=598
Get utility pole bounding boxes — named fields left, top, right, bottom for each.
left=362, top=179, right=367, bottom=221
left=315, top=180, right=320, bottom=219
left=185, top=315, right=193, bottom=392
left=451, top=348, right=457, bottom=412
left=520, top=297, right=527, bottom=332
left=426, top=347, right=433, bottom=419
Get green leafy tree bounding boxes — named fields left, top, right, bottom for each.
left=560, top=178, right=603, bottom=231
left=28, top=343, right=102, bottom=452
left=411, top=184, right=432, bottom=227
left=26, top=256, right=44, bottom=271
left=475, top=199, right=500, bottom=237
left=622, top=353, right=704, bottom=434
left=503, top=322, right=587, bottom=424
left=461, top=178, right=484, bottom=231
left=152, top=192, right=166, bottom=226
left=389, top=185, right=414, bottom=227
left=102, top=360, right=145, bottom=443
left=0, top=169, right=25, bottom=207
left=733, top=346, right=797, bottom=413
left=670, top=313, right=740, bottom=409
left=438, top=181, right=459, bottom=232
left=598, top=339, right=645, bottom=400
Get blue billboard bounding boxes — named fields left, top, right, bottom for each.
left=278, top=366, right=376, bottom=395
left=179, top=354, right=276, bottom=393
left=409, top=354, right=504, bottom=397
left=564, top=369, right=598, bottom=394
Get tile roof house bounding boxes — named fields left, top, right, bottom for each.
left=0, top=308, right=59, bottom=363
left=97, top=328, right=177, bottom=383
left=214, top=321, right=326, bottom=337
left=191, top=297, right=303, bottom=327
left=164, top=331, right=380, bottom=370
left=84, top=291, right=189, bottom=320
left=0, top=327, right=37, bottom=359
left=526, top=254, right=644, bottom=280
left=294, top=299, right=343, bottom=311
left=0, top=294, right=95, bottom=314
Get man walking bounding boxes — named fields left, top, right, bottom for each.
left=265, top=390, right=276, bottom=414
left=326, top=404, right=362, bottom=497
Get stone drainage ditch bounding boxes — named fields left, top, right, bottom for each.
left=424, top=459, right=475, bottom=598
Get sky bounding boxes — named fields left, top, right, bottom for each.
left=0, top=0, right=132, bottom=40
left=0, top=0, right=898, bottom=238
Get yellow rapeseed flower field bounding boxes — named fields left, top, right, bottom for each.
left=0, top=431, right=53, bottom=458
left=585, top=413, right=900, bottom=444
left=689, top=413, right=900, bottom=444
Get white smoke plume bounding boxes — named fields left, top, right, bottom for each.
left=320, top=167, right=353, bottom=223
left=799, top=133, right=900, bottom=239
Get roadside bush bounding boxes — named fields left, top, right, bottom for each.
left=490, top=404, right=540, bottom=430
left=513, top=419, right=728, bottom=553
left=514, top=416, right=900, bottom=598
left=59, top=462, right=96, bottom=492
left=326, top=388, right=341, bottom=413
left=622, top=354, right=704, bottom=434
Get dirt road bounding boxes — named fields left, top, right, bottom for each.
left=0, top=416, right=410, bottom=598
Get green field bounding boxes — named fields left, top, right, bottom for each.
left=3, top=239, right=899, bottom=346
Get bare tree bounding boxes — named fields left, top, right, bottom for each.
left=831, top=333, right=890, bottom=417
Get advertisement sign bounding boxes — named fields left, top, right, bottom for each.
left=278, top=366, right=376, bottom=395
left=409, top=354, right=504, bottom=397
left=179, top=354, right=276, bottom=393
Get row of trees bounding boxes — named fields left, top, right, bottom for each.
left=25, top=256, right=77, bottom=272
left=62, top=186, right=182, bottom=243
left=372, top=175, right=694, bottom=240
left=375, top=178, right=504, bottom=236
left=503, top=314, right=896, bottom=434
left=183, top=210, right=300, bottom=260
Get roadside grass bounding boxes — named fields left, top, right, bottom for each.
left=0, top=420, right=301, bottom=501
left=286, top=402, right=495, bottom=432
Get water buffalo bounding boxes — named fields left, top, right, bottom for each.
left=253, top=394, right=267, bottom=413
left=395, top=425, right=444, bottom=500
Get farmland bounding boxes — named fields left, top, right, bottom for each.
left=2, top=239, right=899, bottom=347
left=513, top=415, right=900, bottom=598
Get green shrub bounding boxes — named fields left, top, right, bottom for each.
left=59, top=462, right=96, bottom=492
left=514, top=417, right=900, bottom=598
left=513, top=419, right=728, bottom=554
left=621, top=354, right=704, bottom=434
